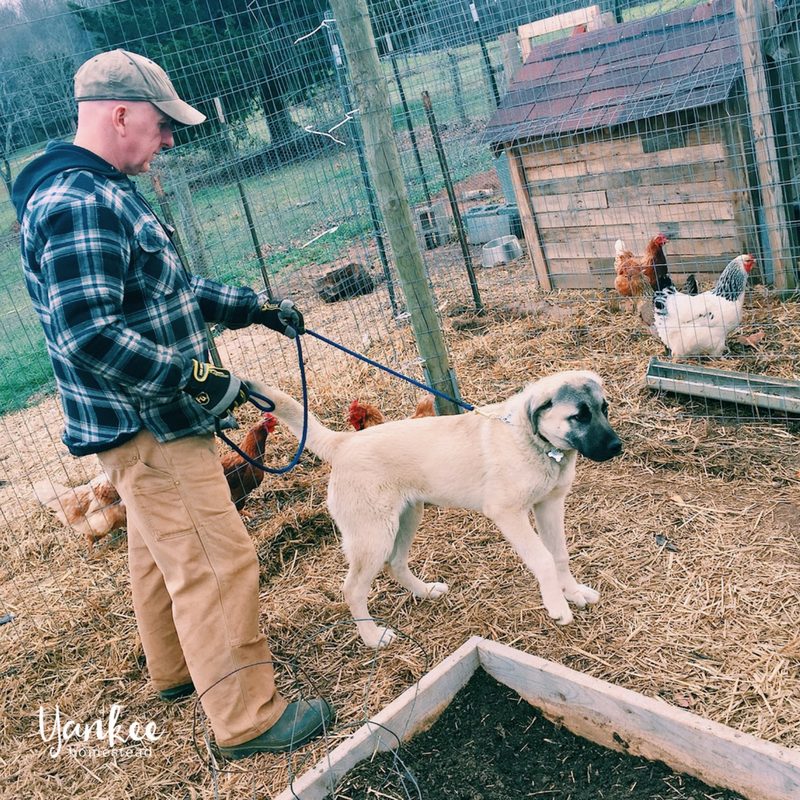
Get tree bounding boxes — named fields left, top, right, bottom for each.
left=68, top=0, right=436, bottom=158
left=68, top=0, right=334, bottom=155
left=0, top=0, right=89, bottom=194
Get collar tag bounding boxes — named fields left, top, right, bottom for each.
left=547, top=448, right=565, bottom=463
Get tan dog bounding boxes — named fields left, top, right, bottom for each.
left=249, top=371, right=622, bottom=648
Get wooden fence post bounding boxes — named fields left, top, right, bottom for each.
left=735, top=0, right=796, bottom=292
left=327, top=0, right=462, bottom=415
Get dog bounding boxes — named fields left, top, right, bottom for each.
left=248, top=371, right=622, bottom=648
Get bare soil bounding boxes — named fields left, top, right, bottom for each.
left=336, top=668, right=747, bottom=800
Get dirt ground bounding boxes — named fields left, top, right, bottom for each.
left=1, top=202, right=799, bottom=799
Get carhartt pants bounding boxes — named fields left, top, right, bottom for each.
left=99, top=429, right=287, bottom=747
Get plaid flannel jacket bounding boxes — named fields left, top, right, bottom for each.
left=19, top=154, right=263, bottom=456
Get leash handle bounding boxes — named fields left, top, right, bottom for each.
left=214, top=332, right=309, bottom=475
left=303, top=328, right=474, bottom=413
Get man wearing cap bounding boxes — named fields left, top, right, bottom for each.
left=12, top=49, right=334, bottom=759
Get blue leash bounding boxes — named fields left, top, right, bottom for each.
left=214, top=327, right=472, bottom=474
left=213, top=334, right=308, bottom=475
left=304, top=329, right=475, bottom=413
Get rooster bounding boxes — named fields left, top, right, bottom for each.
left=348, top=396, right=436, bottom=431
left=614, top=234, right=671, bottom=298
left=652, top=254, right=755, bottom=357
left=34, top=413, right=277, bottom=546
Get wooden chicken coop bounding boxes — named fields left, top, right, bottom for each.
left=484, top=0, right=799, bottom=292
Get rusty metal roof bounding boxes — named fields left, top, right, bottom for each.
left=485, top=0, right=741, bottom=144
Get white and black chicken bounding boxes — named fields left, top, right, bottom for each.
left=652, top=254, right=755, bottom=357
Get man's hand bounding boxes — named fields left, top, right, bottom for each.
left=255, top=298, right=305, bottom=339
left=183, top=360, right=249, bottom=417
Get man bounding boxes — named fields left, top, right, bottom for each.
left=12, top=49, right=334, bottom=760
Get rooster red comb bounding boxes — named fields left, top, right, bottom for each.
left=262, top=413, right=277, bottom=433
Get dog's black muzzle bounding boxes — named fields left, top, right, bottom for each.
left=570, top=422, right=623, bottom=463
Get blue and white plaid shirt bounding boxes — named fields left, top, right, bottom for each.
left=18, top=145, right=265, bottom=456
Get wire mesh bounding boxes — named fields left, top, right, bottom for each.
left=1, top=0, right=799, bottom=797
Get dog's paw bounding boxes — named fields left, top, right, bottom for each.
left=564, top=584, right=600, bottom=607
left=361, top=626, right=397, bottom=649
left=421, top=581, right=449, bottom=600
left=543, top=598, right=573, bottom=625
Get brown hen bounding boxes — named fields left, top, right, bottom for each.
left=35, top=413, right=277, bottom=546
left=348, top=396, right=436, bottom=430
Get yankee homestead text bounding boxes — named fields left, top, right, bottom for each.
left=39, top=704, right=162, bottom=757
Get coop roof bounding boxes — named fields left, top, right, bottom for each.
left=485, top=0, right=741, bottom=145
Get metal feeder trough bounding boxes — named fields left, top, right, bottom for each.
left=481, top=234, right=522, bottom=267
left=645, top=357, right=800, bottom=415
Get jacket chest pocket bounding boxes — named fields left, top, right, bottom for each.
left=134, top=220, right=179, bottom=297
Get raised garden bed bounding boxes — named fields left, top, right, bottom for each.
left=276, top=637, right=800, bottom=800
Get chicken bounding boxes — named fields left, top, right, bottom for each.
left=33, top=473, right=127, bottom=547
left=221, top=412, right=277, bottom=513
left=348, top=395, right=436, bottom=430
left=614, top=234, right=672, bottom=298
left=411, top=395, right=436, bottom=418
left=652, top=254, right=755, bottom=357
left=348, top=399, right=385, bottom=430
left=34, top=413, right=277, bottom=545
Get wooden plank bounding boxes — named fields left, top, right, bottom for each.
left=546, top=256, right=745, bottom=286
left=518, top=6, right=602, bottom=60
left=531, top=191, right=609, bottom=213
left=534, top=203, right=735, bottom=229
left=509, top=147, right=552, bottom=289
left=735, top=0, right=796, bottom=291
left=523, top=134, right=645, bottom=168
left=540, top=230, right=741, bottom=255
left=523, top=159, right=589, bottom=181
left=478, top=639, right=800, bottom=800
left=520, top=138, right=726, bottom=174
left=274, top=638, right=481, bottom=800
left=585, top=142, right=726, bottom=173
left=719, top=100, right=762, bottom=256
left=605, top=180, right=728, bottom=207
left=528, top=161, right=727, bottom=196
left=551, top=271, right=614, bottom=290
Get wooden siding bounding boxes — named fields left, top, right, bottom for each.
left=510, top=108, right=757, bottom=290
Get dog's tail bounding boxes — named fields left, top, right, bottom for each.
left=245, top=379, right=345, bottom=464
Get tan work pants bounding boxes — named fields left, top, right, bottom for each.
left=98, top=429, right=287, bottom=747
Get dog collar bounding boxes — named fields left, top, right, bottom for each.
left=476, top=409, right=565, bottom=461
left=473, top=409, right=513, bottom=425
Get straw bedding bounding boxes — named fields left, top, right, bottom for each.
left=0, top=248, right=798, bottom=799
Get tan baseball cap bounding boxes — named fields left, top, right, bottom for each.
left=74, top=49, right=206, bottom=126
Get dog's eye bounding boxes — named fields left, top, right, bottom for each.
left=601, top=401, right=609, bottom=417
left=571, top=405, right=591, bottom=423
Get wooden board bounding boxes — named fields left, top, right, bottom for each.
left=273, top=640, right=480, bottom=800
left=274, top=637, right=800, bottom=800
left=518, top=6, right=604, bottom=61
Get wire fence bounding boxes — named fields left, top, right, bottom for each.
left=1, top=0, right=799, bottom=796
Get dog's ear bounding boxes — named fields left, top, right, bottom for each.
left=525, top=394, right=553, bottom=435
